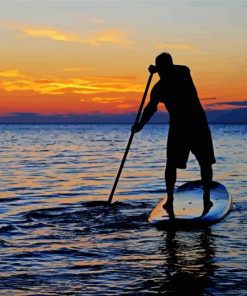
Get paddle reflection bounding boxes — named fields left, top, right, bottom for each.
left=160, top=227, right=216, bottom=294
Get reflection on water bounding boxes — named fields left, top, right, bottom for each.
left=0, top=124, right=246, bottom=295
left=159, top=228, right=216, bottom=295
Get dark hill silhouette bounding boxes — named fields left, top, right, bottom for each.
left=207, top=108, right=247, bottom=124
left=0, top=108, right=246, bottom=124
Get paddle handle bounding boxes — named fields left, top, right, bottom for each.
left=108, top=73, right=153, bottom=203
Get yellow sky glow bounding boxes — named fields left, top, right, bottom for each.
left=0, top=1, right=246, bottom=116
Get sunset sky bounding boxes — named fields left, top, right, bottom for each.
left=0, top=0, right=246, bottom=117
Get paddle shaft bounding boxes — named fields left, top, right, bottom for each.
left=108, top=73, right=153, bottom=203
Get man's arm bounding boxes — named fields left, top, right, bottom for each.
left=132, top=86, right=159, bottom=133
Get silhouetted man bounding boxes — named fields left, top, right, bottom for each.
left=132, top=53, right=216, bottom=218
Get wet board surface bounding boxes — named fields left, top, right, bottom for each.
left=148, top=180, right=232, bottom=226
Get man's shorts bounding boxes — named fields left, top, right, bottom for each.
left=166, top=124, right=216, bottom=169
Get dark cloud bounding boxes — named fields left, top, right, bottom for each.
left=206, top=100, right=247, bottom=107
left=223, top=100, right=247, bottom=107
left=201, top=97, right=217, bottom=101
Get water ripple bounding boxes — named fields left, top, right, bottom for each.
left=0, top=124, right=246, bottom=295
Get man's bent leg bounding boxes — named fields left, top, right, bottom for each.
left=163, top=162, right=176, bottom=219
left=165, top=162, right=177, bottom=200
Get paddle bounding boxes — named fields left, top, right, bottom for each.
left=108, top=70, right=154, bottom=204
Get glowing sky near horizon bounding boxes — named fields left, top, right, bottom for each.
left=0, top=0, right=246, bottom=115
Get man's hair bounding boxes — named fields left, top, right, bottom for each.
left=155, top=52, right=173, bottom=67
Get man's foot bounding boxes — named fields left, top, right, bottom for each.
left=163, top=200, right=175, bottom=220
left=201, top=189, right=213, bottom=216
left=202, top=199, right=213, bottom=217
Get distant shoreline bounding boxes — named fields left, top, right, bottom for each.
left=0, top=108, right=246, bottom=124
left=0, top=122, right=246, bottom=125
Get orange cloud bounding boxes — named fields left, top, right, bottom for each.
left=93, top=30, right=133, bottom=46
left=0, top=19, right=134, bottom=47
left=0, top=69, right=144, bottom=101
left=0, top=87, right=141, bottom=115
left=0, top=69, right=26, bottom=78
left=22, top=27, right=87, bottom=43
left=91, top=96, right=125, bottom=104
left=26, top=28, right=132, bottom=47
left=20, top=26, right=133, bottom=47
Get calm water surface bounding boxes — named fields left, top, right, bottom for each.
left=0, top=124, right=246, bottom=295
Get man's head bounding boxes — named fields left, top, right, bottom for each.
left=155, top=52, right=173, bottom=77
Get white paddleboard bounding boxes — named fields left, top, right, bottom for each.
left=148, top=180, right=232, bottom=226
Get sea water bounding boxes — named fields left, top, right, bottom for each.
left=0, top=124, right=246, bottom=295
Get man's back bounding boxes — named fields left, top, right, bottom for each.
left=151, top=65, right=206, bottom=125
